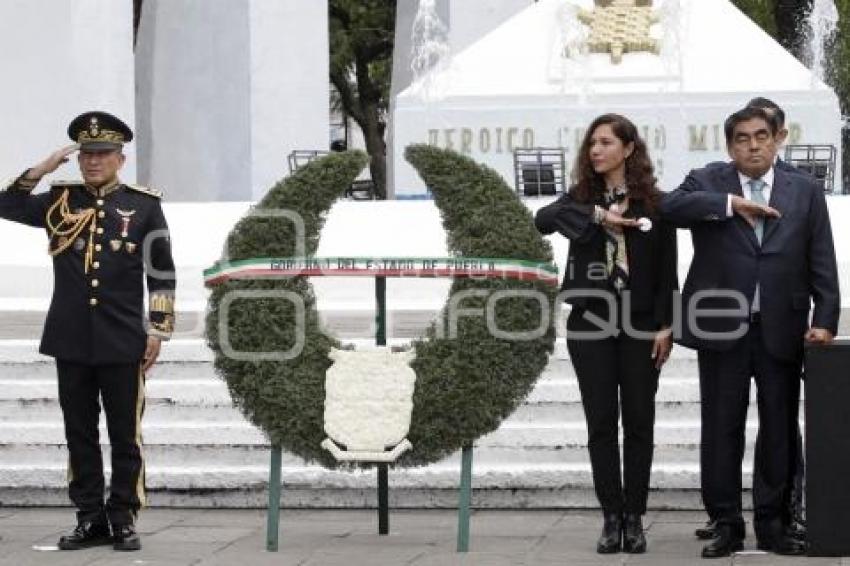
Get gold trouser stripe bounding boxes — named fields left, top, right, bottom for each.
left=135, top=364, right=147, bottom=508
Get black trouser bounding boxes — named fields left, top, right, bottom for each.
left=754, top=422, right=805, bottom=523
left=56, top=360, right=146, bottom=526
left=566, top=306, right=661, bottom=515
left=706, top=408, right=805, bottom=528
left=697, top=321, right=801, bottom=538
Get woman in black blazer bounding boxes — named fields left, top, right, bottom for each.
left=535, top=114, right=677, bottom=554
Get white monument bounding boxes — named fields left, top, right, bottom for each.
left=0, top=0, right=136, bottom=182
left=388, top=0, right=533, bottom=196
left=135, top=0, right=330, bottom=201
left=392, top=0, right=844, bottom=197
left=448, top=0, right=535, bottom=53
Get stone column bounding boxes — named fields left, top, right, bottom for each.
left=0, top=0, right=136, bottom=182
left=135, top=0, right=329, bottom=201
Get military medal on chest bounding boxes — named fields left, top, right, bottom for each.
left=116, top=208, right=136, bottom=238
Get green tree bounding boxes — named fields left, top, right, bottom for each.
left=774, top=0, right=811, bottom=58
left=330, top=0, right=397, bottom=199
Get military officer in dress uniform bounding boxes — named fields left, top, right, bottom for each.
left=0, top=111, right=175, bottom=552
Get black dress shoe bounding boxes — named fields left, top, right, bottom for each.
left=596, top=512, right=622, bottom=554
left=701, top=525, right=744, bottom=558
left=57, top=521, right=112, bottom=550
left=695, top=519, right=718, bottom=540
left=622, top=513, right=646, bottom=553
left=112, top=523, right=141, bottom=551
left=787, top=518, right=806, bottom=542
left=757, top=532, right=806, bottom=555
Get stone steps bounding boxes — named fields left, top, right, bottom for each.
left=0, top=337, right=797, bottom=508
left=0, top=442, right=749, bottom=467
left=0, top=378, right=721, bottom=407
left=0, top=418, right=770, bottom=449
left=0, top=461, right=734, bottom=491
left=3, top=396, right=783, bottom=425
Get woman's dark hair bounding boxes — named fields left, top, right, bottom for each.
left=569, top=113, right=660, bottom=214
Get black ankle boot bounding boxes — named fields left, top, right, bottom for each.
left=112, top=523, right=141, bottom=551
left=622, top=513, right=647, bottom=553
left=57, top=520, right=111, bottom=550
left=596, top=512, right=622, bottom=554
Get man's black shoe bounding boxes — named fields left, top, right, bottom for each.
left=596, top=512, right=622, bottom=554
left=57, top=521, right=112, bottom=550
left=112, top=524, right=141, bottom=551
left=787, top=518, right=806, bottom=542
left=695, top=519, right=718, bottom=540
left=756, top=532, right=806, bottom=556
left=701, top=525, right=744, bottom=559
left=622, top=513, right=646, bottom=553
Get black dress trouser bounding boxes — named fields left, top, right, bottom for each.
left=754, top=422, right=805, bottom=522
left=566, top=306, right=661, bottom=515
left=56, top=360, right=146, bottom=526
left=697, top=320, right=801, bottom=539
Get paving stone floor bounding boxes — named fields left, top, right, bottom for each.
left=1, top=508, right=849, bottom=565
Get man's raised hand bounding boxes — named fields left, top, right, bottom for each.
left=730, top=195, right=781, bottom=228
left=27, top=144, right=80, bottom=180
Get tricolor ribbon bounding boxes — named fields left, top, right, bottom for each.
left=204, top=257, right=559, bottom=287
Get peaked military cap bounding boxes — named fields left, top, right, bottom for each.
left=67, top=111, right=133, bottom=151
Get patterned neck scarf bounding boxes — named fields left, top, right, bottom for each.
left=602, top=186, right=629, bottom=293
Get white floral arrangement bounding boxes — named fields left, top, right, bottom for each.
left=321, top=347, right=416, bottom=463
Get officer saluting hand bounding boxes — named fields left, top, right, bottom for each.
left=0, top=111, right=176, bottom=552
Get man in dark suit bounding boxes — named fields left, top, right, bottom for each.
left=693, top=97, right=810, bottom=543
left=749, top=97, right=810, bottom=541
left=661, top=106, right=839, bottom=558
left=0, top=111, right=176, bottom=552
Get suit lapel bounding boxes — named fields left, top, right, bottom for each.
left=720, top=164, right=744, bottom=198
left=762, top=168, right=791, bottom=246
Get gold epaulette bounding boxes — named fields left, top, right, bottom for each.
left=126, top=184, right=163, bottom=199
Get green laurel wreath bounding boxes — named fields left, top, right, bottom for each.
left=205, top=147, right=556, bottom=468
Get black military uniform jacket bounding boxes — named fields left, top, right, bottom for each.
left=0, top=173, right=175, bottom=364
